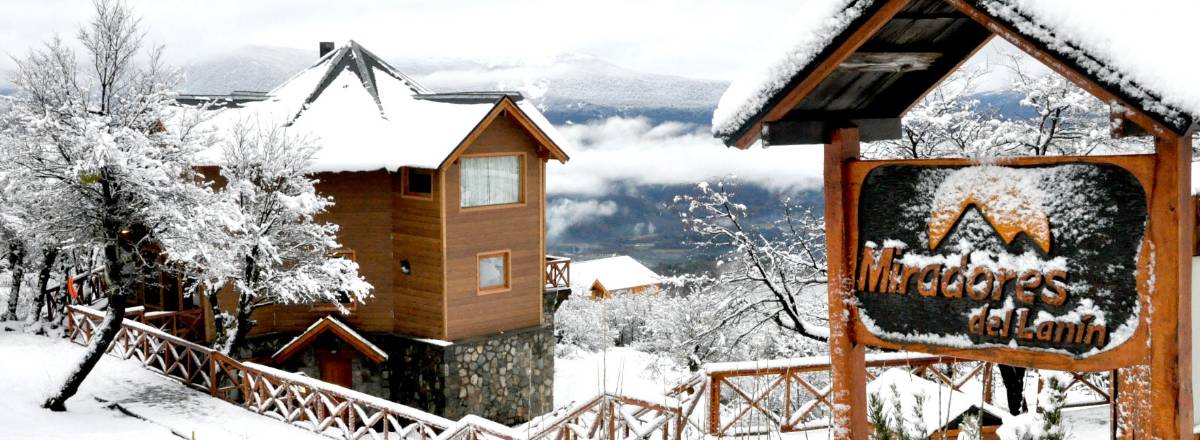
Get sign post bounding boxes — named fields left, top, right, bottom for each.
left=825, top=127, right=868, bottom=439
left=823, top=129, right=1193, bottom=439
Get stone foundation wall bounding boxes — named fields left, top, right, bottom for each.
left=441, top=325, right=555, bottom=424
left=241, top=323, right=556, bottom=426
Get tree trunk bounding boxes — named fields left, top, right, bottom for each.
left=31, top=248, right=59, bottom=323
left=43, top=173, right=128, bottom=411
left=225, top=292, right=256, bottom=357
left=42, top=292, right=124, bottom=411
left=3, top=244, right=26, bottom=321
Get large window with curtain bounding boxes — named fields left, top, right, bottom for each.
left=460, top=155, right=522, bottom=208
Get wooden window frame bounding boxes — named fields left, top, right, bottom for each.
left=401, top=167, right=434, bottom=200
left=458, top=152, right=526, bottom=212
left=476, top=250, right=512, bottom=295
left=313, top=248, right=359, bottom=311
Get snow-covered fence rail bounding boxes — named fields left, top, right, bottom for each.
left=67, top=305, right=215, bottom=392
left=65, top=305, right=454, bottom=439
left=140, top=309, right=205, bottom=342
left=699, top=352, right=1114, bottom=436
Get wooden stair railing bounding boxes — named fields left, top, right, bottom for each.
left=65, top=305, right=696, bottom=440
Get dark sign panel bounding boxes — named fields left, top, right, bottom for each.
left=854, top=162, right=1147, bottom=358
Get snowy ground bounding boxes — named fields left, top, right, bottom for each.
left=0, top=330, right=325, bottom=440
left=553, top=345, right=691, bottom=408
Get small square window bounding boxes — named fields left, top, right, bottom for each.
left=477, top=251, right=510, bottom=294
left=404, top=168, right=433, bottom=198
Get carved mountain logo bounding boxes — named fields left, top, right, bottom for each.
left=927, top=166, right=1052, bottom=253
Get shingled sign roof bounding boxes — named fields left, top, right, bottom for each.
left=189, top=40, right=568, bottom=172
left=713, top=0, right=1199, bottom=148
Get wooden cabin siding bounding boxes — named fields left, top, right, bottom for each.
left=242, top=170, right=397, bottom=336
left=443, top=114, right=546, bottom=340
left=391, top=170, right=446, bottom=339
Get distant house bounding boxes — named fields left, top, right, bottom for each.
left=570, top=256, right=662, bottom=299
left=159, top=41, right=570, bottom=424
left=867, top=369, right=1007, bottom=439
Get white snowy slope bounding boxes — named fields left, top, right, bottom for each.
left=0, top=332, right=325, bottom=440
left=713, top=0, right=1200, bottom=139
left=193, top=41, right=568, bottom=173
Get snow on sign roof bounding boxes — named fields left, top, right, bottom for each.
left=570, top=256, right=661, bottom=296
left=189, top=41, right=569, bottom=173
left=712, top=0, right=1200, bottom=146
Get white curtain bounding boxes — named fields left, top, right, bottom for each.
left=461, top=155, right=520, bottom=207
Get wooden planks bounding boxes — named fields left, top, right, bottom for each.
left=825, top=127, right=868, bottom=440
left=442, top=113, right=546, bottom=341
left=1147, top=134, right=1194, bottom=439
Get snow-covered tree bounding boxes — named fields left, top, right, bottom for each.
left=868, top=68, right=1004, bottom=160
left=207, top=120, right=371, bottom=354
left=675, top=179, right=829, bottom=343
left=0, top=0, right=218, bottom=411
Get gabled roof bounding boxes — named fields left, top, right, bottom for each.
left=271, top=315, right=388, bottom=364
left=570, top=256, right=662, bottom=297
left=713, top=0, right=1199, bottom=148
left=191, top=41, right=568, bottom=172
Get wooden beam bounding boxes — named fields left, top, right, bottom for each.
left=825, top=127, right=867, bottom=440
left=838, top=52, right=942, bottom=72
left=731, top=0, right=913, bottom=149
left=943, top=0, right=1179, bottom=138
left=1147, top=133, right=1193, bottom=440
left=763, top=118, right=901, bottom=146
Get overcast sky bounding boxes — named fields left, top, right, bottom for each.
left=0, top=0, right=825, bottom=81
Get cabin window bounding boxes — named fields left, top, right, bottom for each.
left=313, top=249, right=359, bottom=311
left=403, top=168, right=433, bottom=198
left=477, top=250, right=510, bottom=294
left=460, top=155, right=521, bottom=208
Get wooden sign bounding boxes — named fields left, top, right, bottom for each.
left=848, top=155, right=1155, bottom=371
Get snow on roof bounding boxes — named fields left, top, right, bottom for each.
left=270, top=315, right=388, bottom=363
left=192, top=41, right=568, bottom=173
left=713, top=0, right=1200, bottom=142
left=867, top=368, right=1008, bottom=430
left=711, top=0, right=873, bottom=140
left=570, top=255, right=661, bottom=296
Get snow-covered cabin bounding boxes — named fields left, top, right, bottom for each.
left=569, top=256, right=661, bottom=299
left=867, top=369, right=1007, bottom=439
left=173, top=41, right=570, bottom=424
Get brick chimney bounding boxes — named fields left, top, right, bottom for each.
left=319, top=42, right=334, bottom=57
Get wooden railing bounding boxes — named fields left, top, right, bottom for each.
left=67, top=305, right=454, bottom=439
left=545, top=256, right=570, bottom=290
left=699, top=352, right=1116, bottom=437
left=65, top=304, right=696, bottom=440
left=141, top=309, right=205, bottom=342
